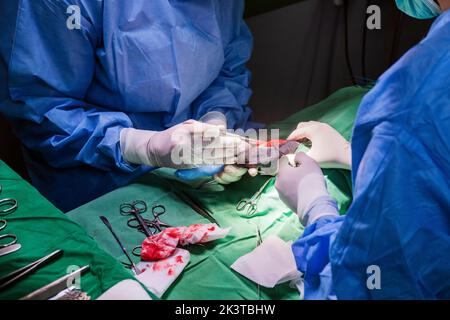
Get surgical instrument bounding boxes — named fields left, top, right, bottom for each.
left=0, top=186, right=18, bottom=216
left=21, top=265, right=90, bottom=300
left=0, top=249, right=63, bottom=291
left=223, top=133, right=302, bottom=169
left=0, top=244, right=21, bottom=258
left=0, top=187, right=19, bottom=253
left=51, top=287, right=90, bottom=300
left=158, top=177, right=220, bottom=225
left=130, top=203, right=205, bottom=257
left=123, top=201, right=171, bottom=235
left=0, top=219, right=18, bottom=252
left=146, top=204, right=171, bottom=232
left=0, top=219, right=6, bottom=231
left=120, top=200, right=153, bottom=237
left=256, top=225, right=262, bottom=300
left=173, top=190, right=219, bottom=225
left=236, top=177, right=274, bottom=217
left=100, top=216, right=141, bottom=275
left=128, top=203, right=172, bottom=258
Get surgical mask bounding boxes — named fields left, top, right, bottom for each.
left=396, top=0, right=442, bottom=19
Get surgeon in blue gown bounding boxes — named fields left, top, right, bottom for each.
left=0, top=0, right=254, bottom=211
left=275, top=0, right=450, bottom=299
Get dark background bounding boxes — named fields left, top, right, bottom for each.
left=0, top=0, right=433, bottom=180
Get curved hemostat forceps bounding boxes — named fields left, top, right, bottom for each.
left=234, top=138, right=304, bottom=217
left=0, top=185, right=18, bottom=217
left=0, top=185, right=20, bottom=257
left=236, top=177, right=274, bottom=217
left=121, top=201, right=171, bottom=237
left=120, top=201, right=172, bottom=258
left=0, top=219, right=18, bottom=250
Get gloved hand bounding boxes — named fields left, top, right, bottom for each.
left=275, top=153, right=339, bottom=226
left=175, top=111, right=250, bottom=184
left=287, top=121, right=351, bottom=170
left=204, top=112, right=251, bottom=184
left=213, top=165, right=249, bottom=184
left=120, top=118, right=240, bottom=169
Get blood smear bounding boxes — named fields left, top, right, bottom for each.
left=141, top=223, right=228, bottom=261
left=165, top=228, right=181, bottom=239
left=255, top=139, right=287, bottom=147
left=152, top=262, right=162, bottom=271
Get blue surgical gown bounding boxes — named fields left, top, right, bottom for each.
left=292, top=10, right=450, bottom=299
left=0, top=0, right=253, bottom=211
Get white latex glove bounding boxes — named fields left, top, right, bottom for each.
left=120, top=119, right=243, bottom=169
left=287, top=121, right=351, bottom=170
left=212, top=165, right=247, bottom=185
left=199, top=112, right=252, bottom=184
left=275, top=153, right=338, bottom=226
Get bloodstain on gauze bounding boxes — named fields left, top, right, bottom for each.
left=140, top=223, right=229, bottom=261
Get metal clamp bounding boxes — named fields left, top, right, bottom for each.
left=0, top=234, right=18, bottom=248
left=132, top=245, right=142, bottom=257
left=0, top=198, right=18, bottom=216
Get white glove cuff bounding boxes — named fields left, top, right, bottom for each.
left=300, top=196, right=339, bottom=227
left=120, top=128, right=157, bottom=166
left=296, top=172, right=329, bottom=223
left=199, top=111, right=227, bottom=128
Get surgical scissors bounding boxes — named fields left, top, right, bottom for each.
left=236, top=177, right=274, bottom=216
left=0, top=185, right=18, bottom=216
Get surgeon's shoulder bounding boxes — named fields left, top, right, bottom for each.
left=420, top=10, right=450, bottom=51
left=214, top=0, right=245, bottom=26
left=429, top=9, right=450, bottom=38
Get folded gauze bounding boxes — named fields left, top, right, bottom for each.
left=231, top=235, right=302, bottom=288
left=136, top=248, right=191, bottom=298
